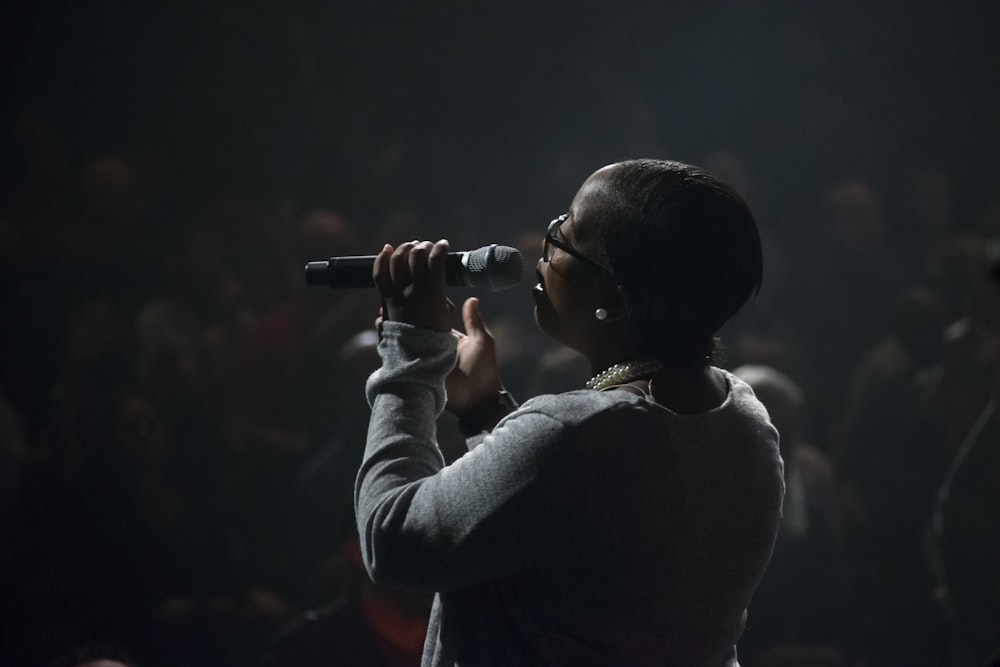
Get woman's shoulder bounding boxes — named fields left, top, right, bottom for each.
left=510, top=372, right=770, bottom=433
left=524, top=387, right=640, bottom=407
left=472, top=391, right=624, bottom=462
left=718, top=368, right=772, bottom=415
left=515, top=389, right=650, bottom=428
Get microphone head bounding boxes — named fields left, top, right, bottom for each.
left=465, top=244, right=523, bottom=291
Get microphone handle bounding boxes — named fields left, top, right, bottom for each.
left=304, top=253, right=471, bottom=288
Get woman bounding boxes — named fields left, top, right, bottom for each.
left=356, top=159, right=785, bottom=666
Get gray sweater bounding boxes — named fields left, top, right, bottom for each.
left=357, top=322, right=784, bottom=667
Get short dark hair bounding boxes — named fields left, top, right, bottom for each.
left=585, top=159, right=763, bottom=365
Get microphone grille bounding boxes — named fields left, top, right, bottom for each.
left=465, top=245, right=523, bottom=291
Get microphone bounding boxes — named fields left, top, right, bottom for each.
left=304, top=244, right=523, bottom=291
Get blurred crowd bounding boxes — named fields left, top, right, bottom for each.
left=1, top=106, right=999, bottom=667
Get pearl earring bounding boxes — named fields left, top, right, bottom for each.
left=594, top=307, right=608, bottom=321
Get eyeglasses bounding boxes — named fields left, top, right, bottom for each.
left=544, top=214, right=615, bottom=277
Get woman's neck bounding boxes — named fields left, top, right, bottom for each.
left=649, top=365, right=727, bottom=415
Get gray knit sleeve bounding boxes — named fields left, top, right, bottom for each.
left=355, top=322, right=558, bottom=592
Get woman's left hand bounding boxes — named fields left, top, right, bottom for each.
left=373, top=240, right=453, bottom=332
left=446, top=297, right=504, bottom=415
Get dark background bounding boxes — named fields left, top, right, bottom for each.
left=2, top=2, right=999, bottom=666
left=5, top=1, right=1000, bottom=228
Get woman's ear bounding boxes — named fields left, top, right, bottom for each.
left=599, top=284, right=632, bottom=322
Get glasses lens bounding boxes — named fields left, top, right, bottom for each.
left=544, top=216, right=561, bottom=262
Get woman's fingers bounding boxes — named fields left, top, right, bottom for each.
left=408, top=241, right=432, bottom=285
left=373, top=239, right=452, bottom=331
left=389, top=241, right=416, bottom=292
left=428, top=239, right=449, bottom=286
left=372, top=244, right=395, bottom=298
left=462, top=297, right=487, bottom=338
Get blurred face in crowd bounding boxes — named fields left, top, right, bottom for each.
left=824, top=179, right=886, bottom=255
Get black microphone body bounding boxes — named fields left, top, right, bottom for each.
left=304, top=244, right=523, bottom=291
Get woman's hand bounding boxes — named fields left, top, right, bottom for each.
left=373, top=240, right=453, bottom=332
left=446, top=297, right=504, bottom=415
left=372, top=242, right=506, bottom=417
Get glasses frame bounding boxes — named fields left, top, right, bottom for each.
left=544, top=214, right=615, bottom=278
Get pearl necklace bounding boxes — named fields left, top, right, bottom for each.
left=585, top=358, right=666, bottom=391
